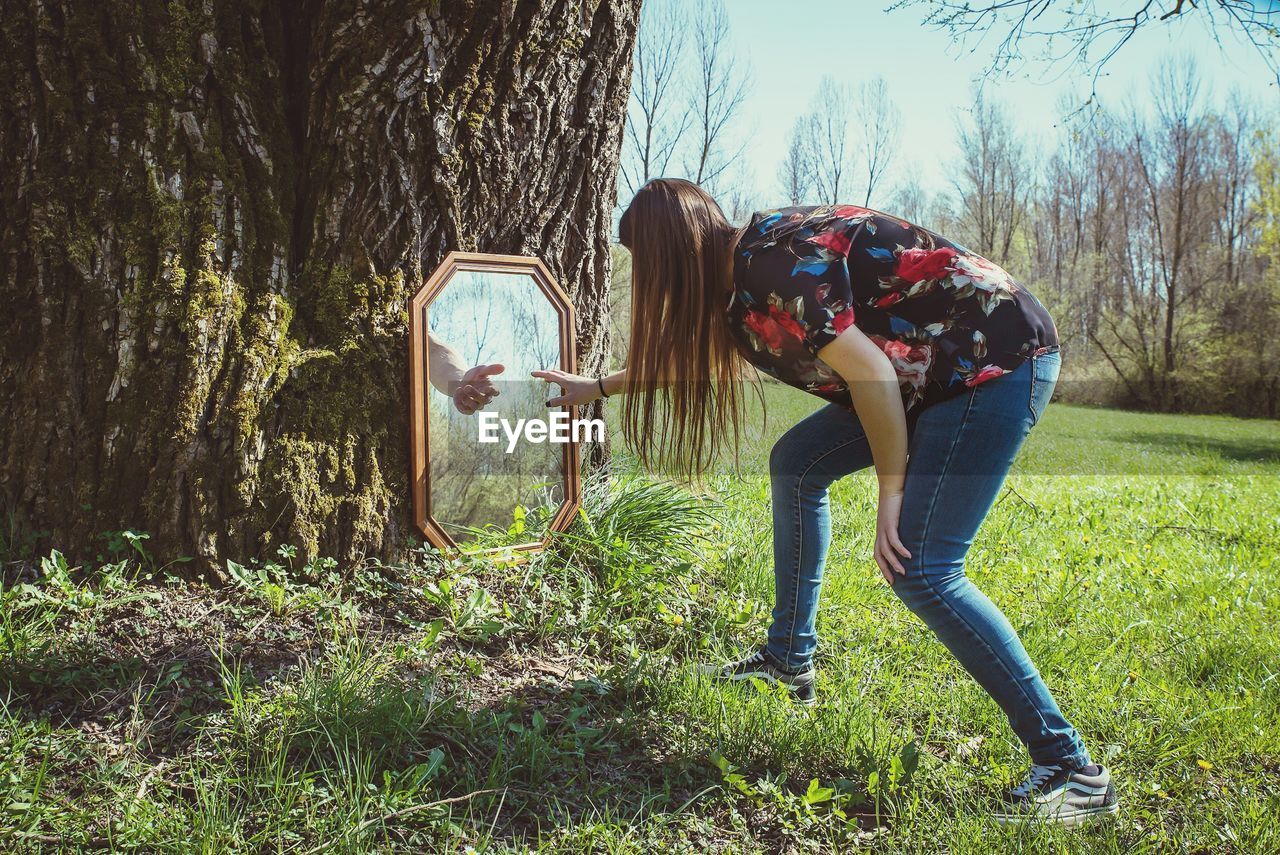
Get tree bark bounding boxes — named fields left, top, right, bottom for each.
left=0, top=0, right=639, bottom=577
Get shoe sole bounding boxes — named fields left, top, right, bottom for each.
left=994, top=802, right=1119, bottom=828
left=696, top=664, right=817, bottom=706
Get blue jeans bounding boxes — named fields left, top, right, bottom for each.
left=766, top=350, right=1091, bottom=768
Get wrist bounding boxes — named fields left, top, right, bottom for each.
left=878, top=482, right=905, bottom=498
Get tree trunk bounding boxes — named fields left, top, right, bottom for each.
left=0, top=0, right=639, bottom=578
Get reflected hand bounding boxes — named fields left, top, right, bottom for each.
left=874, top=490, right=912, bottom=585
left=452, top=363, right=505, bottom=415
left=532, top=369, right=600, bottom=407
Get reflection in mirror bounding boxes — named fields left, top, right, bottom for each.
left=426, top=270, right=565, bottom=549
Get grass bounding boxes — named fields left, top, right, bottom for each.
left=2, top=386, right=1278, bottom=852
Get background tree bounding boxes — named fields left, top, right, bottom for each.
left=1031, top=102, right=1103, bottom=361
left=776, top=75, right=904, bottom=209
left=951, top=88, right=1033, bottom=260
left=0, top=0, right=642, bottom=577
left=853, top=76, right=902, bottom=206
left=778, top=118, right=817, bottom=205
left=1244, top=122, right=1280, bottom=416
left=682, top=0, right=750, bottom=191
left=887, top=173, right=936, bottom=227
left=807, top=77, right=854, bottom=204
left=619, top=0, right=750, bottom=204
left=619, top=0, right=690, bottom=196
left=1014, top=58, right=1279, bottom=415
left=1131, top=60, right=1208, bottom=407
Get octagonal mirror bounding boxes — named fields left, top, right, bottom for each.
left=409, top=252, right=581, bottom=555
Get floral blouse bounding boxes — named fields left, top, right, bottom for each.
left=727, top=204, right=1059, bottom=416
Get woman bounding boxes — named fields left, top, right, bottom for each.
left=534, top=178, right=1117, bottom=826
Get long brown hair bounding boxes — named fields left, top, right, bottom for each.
left=617, top=178, right=756, bottom=480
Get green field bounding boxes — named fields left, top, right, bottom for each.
left=3, top=389, right=1279, bottom=852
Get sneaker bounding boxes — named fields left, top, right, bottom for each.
left=993, top=762, right=1119, bottom=827
left=697, top=648, right=816, bottom=706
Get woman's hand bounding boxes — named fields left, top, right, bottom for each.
left=874, top=490, right=912, bottom=584
left=815, top=326, right=911, bottom=584
left=452, top=363, right=504, bottom=415
left=532, top=369, right=602, bottom=407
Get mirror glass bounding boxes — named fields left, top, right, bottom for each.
left=425, top=269, right=566, bottom=549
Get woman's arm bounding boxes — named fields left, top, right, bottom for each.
left=427, top=335, right=469, bottom=394
left=427, top=334, right=504, bottom=415
left=532, top=368, right=626, bottom=405
left=815, top=326, right=912, bottom=584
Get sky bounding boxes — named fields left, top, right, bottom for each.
left=427, top=269, right=561, bottom=431
left=698, top=0, right=1280, bottom=208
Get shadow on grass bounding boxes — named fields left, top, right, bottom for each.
left=439, top=673, right=730, bottom=847
left=1121, top=430, right=1280, bottom=465
left=3, top=620, right=880, bottom=850
left=0, top=632, right=314, bottom=754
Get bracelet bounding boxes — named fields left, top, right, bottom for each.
left=597, top=377, right=609, bottom=398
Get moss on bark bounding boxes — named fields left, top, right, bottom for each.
left=1, top=0, right=640, bottom=575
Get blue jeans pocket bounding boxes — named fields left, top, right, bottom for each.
left=1028, top=351, right=1061, bottom=427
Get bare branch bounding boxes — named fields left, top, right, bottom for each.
left=621, top=0, right=691, bottom=195
left=893, top=0, right=1280, bottom=97
left=853, top=76, right=902, bottom=206
left=683, top=0, right=751, bottom=191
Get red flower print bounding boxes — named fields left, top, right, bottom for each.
left=895, top=247, right=958, bottom=284
left=879, top=339, right=915, bottom=361
left=965, top=364, right=1010, bottom=387
left=743, top=309, right=784, bottom=351
left=869, top=335, right=934, bottom=407
left=806, top=228, right=854, bottom=255
left=744, top=307, right=804, bottom=352
left=769, top=306, right=806, bottom=340
left=832, top=307, right=856, bottom=334
left=875, top=291, right=905, bottom=308
left=833, top=205, right=873, bottom=219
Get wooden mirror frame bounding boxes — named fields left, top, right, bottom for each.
left=408, top=251, right=582, bottom=555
